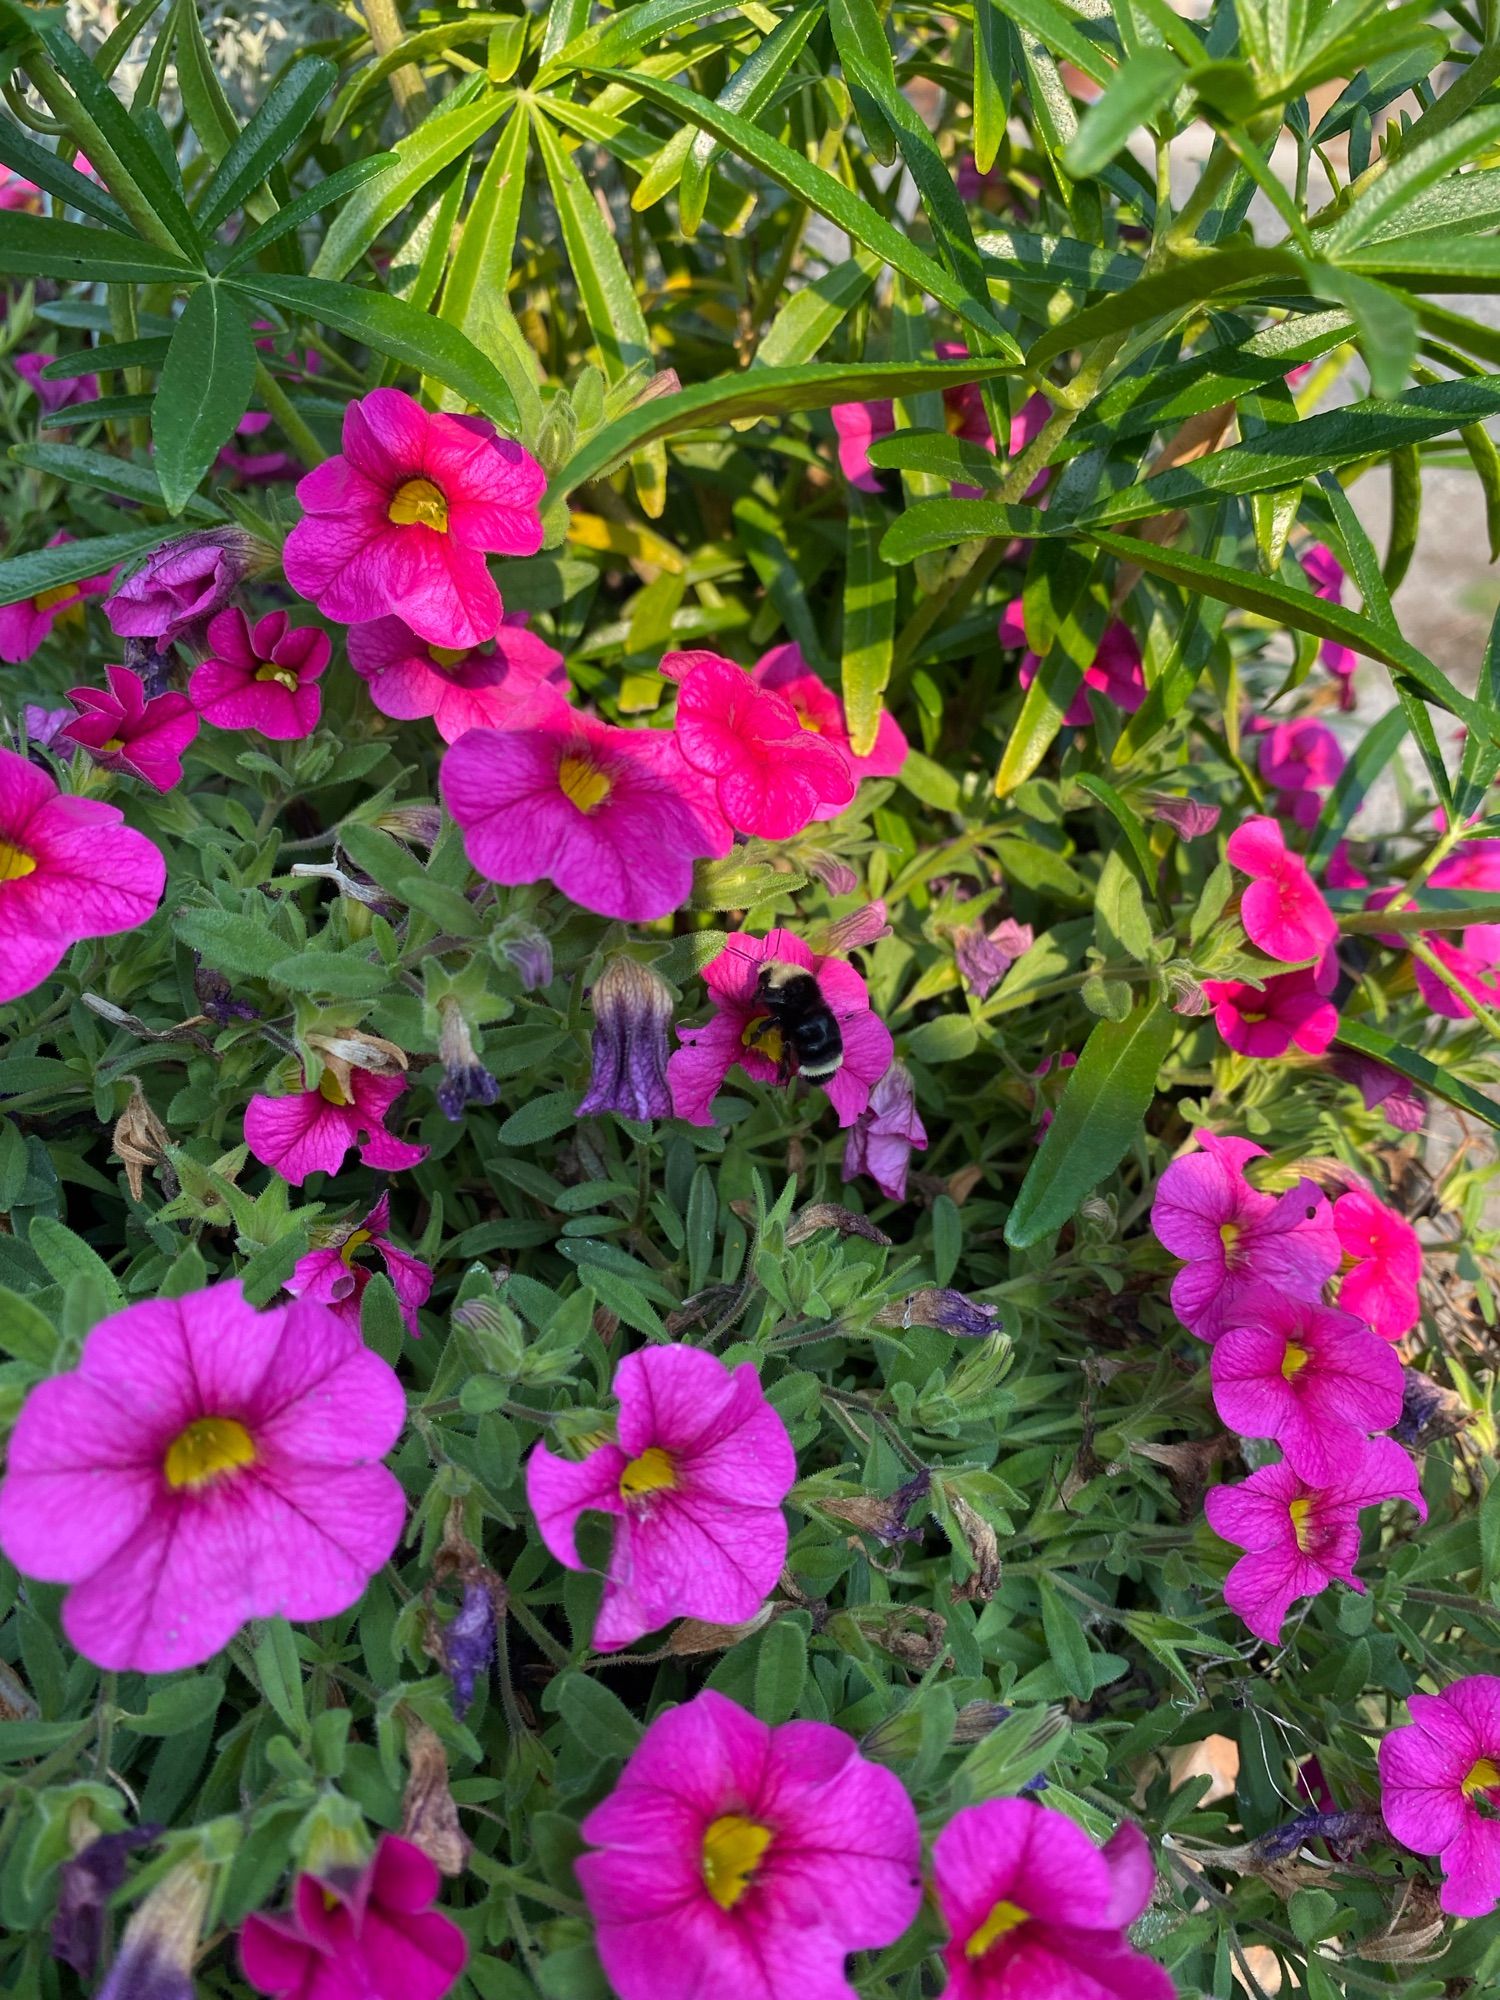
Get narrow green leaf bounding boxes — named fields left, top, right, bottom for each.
left=539, top=0, right=713, bottom=82
left=0, top=529, right=169, bottom=610
left=842, top=494, right=897, bottom=757
left=170, top=0, right=239, bottom=163
left=0, top=120, right=129, bottom=228
left=750, top=250, right=882, bottom=376
left=973, top=0, right=1012, bottom=174
left=1323, top=106, right=1500, bottom=250
left=9, top=442, right=223, bottom=523
left=152, top=283, right=257, bottom=515
left=1037, top=1578, right=1093, bottom=1701
left=992, top=0, right=1113, bottom=86
left=1065, top=47, right=1185, bottom=177
left=1307, top=706, right=1408, bottom=874
left=218, top=156, right=397, bottom=273
left=1456, top=604, right=1500, bottom=824
left=1333, top=1020, right=1500, bottom=1134
left=1303, top=263, right=1416, bottom=400
left=1028, top=246, right=1304, bottom=370
left=323, top=14, right=517, bottom=137
left=197, top=57, right=335, bottom=231
left=1075, top=773, right=1164, bottom=913
left=0, top=211, right=196, bottom=285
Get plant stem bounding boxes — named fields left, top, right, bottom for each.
left=1409, top=937, right=1500, bottom=1043
left=253, top=361, right=326, bottom=469
left=360, top=0, right=430, bottom=130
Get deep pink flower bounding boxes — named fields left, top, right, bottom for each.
left=1301, top=543, right=1357, bottom=706
left=1002, top=601, right=1145, bottom=726
left=241, top=1834, right=466, bottom=2000
left=668, top=927, right=895, bottom=1129
left=1203, top=950, right=1339, bottom=1059
left=669, top=651, right=856, bottom=838
left=441, top=688, right=731, bottom=922
left=189, top=608, right=329, bottom=740
left=1324, top=841, right=1369, bottom=891
left=106, top=527, right=265, bottom=645
left=286, top=1191, right=431, bottom=1337
left=1328, top=1049, right=1426, bottom=1133
left=831, top=361, right=1046, bottom=498
left=0, top=746, right=164, bottom=1004
left=0, top=163, right=40, bottom=211
left=245, top=1069, right=429, bottom=1186
left=1150, top=1130, right=1341, bottom=1341
left=830, top=399, right=893, bottom=493
left=0, top=1281, right=405, bottom=1671
left=0, top=535, right=111, bottom=662
left=1415, top=926, right=1500, bottom=1021
left=1333, top=1185, right=1422, bottom=1340
left=1226, top=816, right=1337, bottom=962
left=1430, top=840, right=1500, bottom=893
left=1379, top=1676, right=1500, bottom=1918
left=1204, top=1435, right=1424, bottom=1644
left=1210, top=1295, right=1405, bottom=1485
left=933, top=1799, right=1172, bottom=2000
left=527, top=1345, right=795, bottom=1650
left=749, top=641, right=907, bottom=806
left=1148, top=794, right=1220, bottom=839
left=842, top=1060, right=928, bottom=1201
left=283, top=388, right=544, bottom=647
left=61, top=665, right=198, bottom=791
left=14, top=351, right=99, bottom=413
left=1255, top=717, right=1344, bottom=829
left=577, top=1689, right=922, bottom=2000
left=349, top=610, right=565, bottom=743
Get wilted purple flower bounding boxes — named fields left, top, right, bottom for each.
left=821, top=899, right=891, bottom=953
left=576, top=956, right=673, bottom=1122
left=436, top=998, right=499, bottom=1123
left=842, top=1061, right=928, bottom=1201
left=105, top=527, right=269, bottom=647
left=94, top=1858, right=209, bottom=2000
left=881, top=1467, right=931, bottom=1545
left=953, top=916, right=1033, bottom=1000
left=20, top=703, right=74, bottom=755
left=872, top=1286, right=1001, bottom=1338
left=1392, top=1367, right=1460, bottom=1450
left=496, top=925, right=553, bottom=992
left=192, top=958, right=257, bottom=1024
left=803, top=849, right=859, bottom=898
left=1328, top=1050, right=1427, bottom=1133
left=1252, top=1810, right=1382, bottom=1861
left=443, top=1581, right=497, bottom=1714
left=376, top=804, right=443, bottom=849
left=51, top=1825, right=160, bottom=1979
left=15, top=351, right=99, bottom=414
left=1148, top=794, right=1221, bottom=839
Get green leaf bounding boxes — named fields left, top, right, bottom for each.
left=218, top=156, right=398, bottom=273
left=1065, top=47, right=1185, bottom=177
left=174, top=907, right=291, bottom=980
left=252, top=1617, right=308, bottom=1738
left=119, top=1674, right=225, bottom=1736
left=152, top=283, right=257, bottom=514
left=436, top=108, right=528, bottom=355
left=0, top=120, right=129, bottom=229
left=753, top=1617, right=807, bottom=1724
left=991, top=0, right=1113, bottom=86
left=842, top=493, right=898, bottom=756
left=8, top=442, right=223, bottom=524
left=1333, top=1020, right=1500, bottom=1134
left=0, top=528, right=169, bottom=610
left=0, top=1284, right=57, bottom=1367
left=1307, top=706, right=1408, bottom=874
left=324, top=14, right=518, bottom=136
left=1302, top=263, right=1416, bottom=400
left=0, top=211, right=196, bottom=285
left=170, top=0, right=239, bottom=164
left=749, top=249, right=882, bottom=378
left=267, top=952, right=392, bottom=1000
left=973, top=0, right=1011, bottom=174
left=196, top=56, right=336, bottom=231
left=25, top=1216, right=124, bottom=1310
left=1037, top=1578, right=1093, bottom=1702
left=1027, top=246, right=1305, bottom=371
left=1323, top=106, right=1500, bottom=251
left=1075, top=774, right=1164, bottom=914
left=539, top=0, right=713, bottom=82
left=1456, top=604, right=1500, bottom=823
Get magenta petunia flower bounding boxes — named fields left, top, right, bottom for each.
left=1202, top=950, right=1339, bottom=1059
left=107, top=527, right=266, bottom=645
left=1226, top=816, right=1337, bottom=963
left=1333, top=1185, right=1422, bottom=1340
left=0, top=163, right=40, bottom=210
left=1431, top=839, right=1500, bottom=893
left=14, top=350, right=99, bottom=414
left=932, top=1798, right=1172, bottom=2000
left=576, top=1688, right=922, bottom=2000
left=0, top=534, right=111, bottom=663
left=830, top=398, right=893, bottom=493
left=1204, top=1435, right=1424, bottom=1644
left=1325, top=840, right=1369, bottom=892
left=282, top=388, right=544, bottom=648
left=442, top=687, right=731, bottom=922
left=1301, top=543, right=1357, bottom=706
left=668, top=927, right=895, bottom=1129
left=1210, top=1294, right=1405, bottom=1485
left=750, top=641, right=907, bottom=808
left=286, top=1190, right=431, bottom=1337
left=526, top=1344, right=795, bottom=1650
left=189, top=608, right=330, bottom=740
left=668, top=650, right=856, bottom=839
left=1328, top=1049, right=1427, bottom=1133
left=1002, top=601, right=1146, bottom=726
left=245, top=1069, right=429, bottom=1186
left=0, top=745, right=165, bottom=1005
left=349, top=609, right=565, bottom=743
left=1150, top=1131, right=1341, bottom=1341
left=240, top=1834, right=466, bottom=2000
left=1379, top=1675, right=1500, bottom=1918
left=61, top=664, right=199, bottom=791
left=843, top=1060, right=928, bottom=1201
left=1255, top=716, right=1345, bottom=830
left=0, top=1281, right=406, bottom=1671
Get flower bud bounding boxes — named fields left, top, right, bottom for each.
left=871, top=1286, right=1002, bottom=1338
left=576, top=957, right=673, bottom=1122
left=436, top=997, right=499, bottom=1122
left=192, top=959, right=257, bottom=1024
left=1147, top=793, right=1221, bottom=839
left=106, top=528, right=273, bottom=647
left=496, top=924, right=554, bottom=992
left=375, top=804, right=443, bottom=848
left=95, top=1856, right=211, bottom=2000
left=802, top=849, right=859, bottom=898
left=52, top=1822, right=160, bottom=1980
left=819, top=900, right=891, bottom=953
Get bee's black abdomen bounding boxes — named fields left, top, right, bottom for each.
left=753, top=962, right=845, bottom=1082
left=791, top=1010, right=843, bottom=1079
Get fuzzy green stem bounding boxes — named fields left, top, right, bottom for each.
left=360, top=0, right=430, bottom=129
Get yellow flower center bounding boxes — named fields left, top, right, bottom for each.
left=164, top=1416, right=256, bottom=1490
left=701, top=1815, right=773, bottom=1910
left=619, top=1446, right=676, bottom=1499
left=1281, top=1342, right=1309, bottom=1381
left=33, top=582, right=78, bottom=614
left=388, top=476, right=449, bottom=531
left=558, top=754, right=613, bottom=814
left=1240, top=1010, right=1267, bottom=1023
left=1288, top=1496, right=1314, bottom=1552
left=966, top=1899, right=1030, bottom=1958
left=100, top=736, right=125, bottom=753
left=743, top=1017, right=784, bottom=1065
left=254, top=662, right=300, bottom=691
left=1219, top=1221, right=1241, bottom=1253
left=340, top=1228, right=374, bottom=1267
left=1463, top=1757, right=1500, bottom=1798
left=318, top=1072, right=351, bottom=1106
left=0, top=839, right=37, bottom=883
left=428, top=645, right=468, bottom=671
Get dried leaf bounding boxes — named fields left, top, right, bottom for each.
left=400, top=1722, right=469, bottom=1876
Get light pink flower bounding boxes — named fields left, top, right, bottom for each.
left=1333, top=1185, right=1422, bottom=1340
left=1204, top=1435, right=1424, bottom=1644
left=933, top=1798, right=1172, bottom=2000
left=1379, top=1676, right=1500, bottom=1918
left=527, top=1345, right=795, bottom=1651
left=61, top=664, right=198, bottom=791
left=0, top=1281, right=405, bottom=1671
left=14, top=350, right=99, bottom=413
left=0, top=535, right=111, bottom=662
left=0, top=744, right=165, bottom=1004
left=668, top=650, right=856, bottom=838
left=1255, top=717, right=1344, bottom=830
left=286, top=1191, right=431, bottom=1337
left=1002, top=601, right=1146, bottom=725
left=349, top=611, right=565, bottom=743
left=441, top=687, right=731, bottom=922
left=842, top=1061, right=928, bottom=1201
left=1202, top=951, right=1339, bottom=1059
left=749, top=641, right=907, bottom=807
left=1226, top=816, right=1337, bottom=963
left=189, top=608, right=329, bottom=740
left=1150, top=1131, right=1341, bottom=1341
left=667, top=927, right=895, bottom=1129
left=954, top=916, right=1033, bottom=1001
left=1301, top=543, right=1357, bottom=706
left=576, top=1688, right=922, bottom=2000
left=830, top=399, right=893, bottom=493
left=283, top=388, right=545, bottom=648
left=245, top=1069, right=429, bottom=1186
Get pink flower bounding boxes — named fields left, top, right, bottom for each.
left=1202, top=951, right=1339, bottom=1059
left=0, top=163, right=40, bottom=211
left=1324, top=840, right=1368, bottom=891
left=669, top=651, right=856, bottom=838
left=240, top=1834, right=466, bottom=2000
left=1379, top=1676, right=1500, bottom=1918
left=106, top=527, right=265, bottom=645
left=576, top=1688, right=922, bottom=2000
left=842, top=1060, right=928, bottom=1201
left=1416, top=927, right=1500, bottom=1021
left=349, top=610, right=565, bottom=743
left=1226, top=816, right=1337, bottom=962
left=283, top=388, right=544, bottom=648
left=0, top=745, right=165, bottom=1004
left=60, top=664, right=198, bottom=791
left=749, top=641, right=907, bottom=805
left=830, top=361, right=1046, bottom=498
left=527, top=1344, right=794, bottom=1650
left=0, top=535, right=111, bottom=662
left=1150, top=1131, right=1341, bottom=1341
left=1301, top=544, right=1357, bottom=706
left=954, top=916, right=1033, bottom=1001
left=245, top=1069, right=429, bottom=1186
left=1003, top=601, right=1145, bottom=725
left=667, top=927, right=895, bottom=1129
left=286, top=1191, right=431, bottom=1337
left=441, top=688, right=731, bottom=922
left=1148, top=794, right=1220, bottom=839
left=1210, top=1295, right=1405, bottom=1485
left=1255, top=717, right=1344, bottom=829
left=0, top=1281, right=405, bottom=1671
left=1328, top=1049, right=1426, bottom=1132
left=189, top=608, right=330, bottom=740
left=1204, top=1435, right=1424, bottom=1644
left=932, top=1799, right=1172, bottom=2000
left=830, top=399, right=893, bottom=493
left=1430, top=840, right=1500, bottom=892
left=14, top=350, right=99, bottom=413
left=1333, top=1186, right=1422, bottom=1340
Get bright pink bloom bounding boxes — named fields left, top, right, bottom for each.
left=1379, top=1676, right=1500, bottom=1918
left=441, top=687, right=730, bottom=922
left=830, top=398, right=893, bottom=493
left=0, top=163, right=40, bottom=210
left=1202, top=951, right=1339, bottom=1059
left=1226, top=816, right=1337, bottom=963
left=189, top=608, right=329, bottom=740
left=1003, top=601, right=1145, bottom=726
left=529, top=1345, right=793, bottom=1650
left=1210, top=1295, right=1405, bottom=1485
left=240, top=1834, right=466, bottom=2000
left=350, top=610, right=565, bottom=743
left=245, top=1069, right=429, bottom=1186
left=0, top=1281, right=405, bottom=1671
left=1325, top=840, right=1368, bottom=891
left=286, top=1191, right=431, bottom=1338
left=831, top=362, right=1046, bottom=498
left=577, top=1688, right=922, bottom=2000
left=1204, top=1435, right=1424, bottom=1644
left=842, top=1060, right=927, bottom=1201
left=1301, top=543, right=1357, bottom=706
left=0, top=745, right=165, bottom=1005
left=1430, top=840, right=1500, bottom=893
left=669, top=651, right=856, bottom=838
left=668, top=927, right=895, bottom=1129
left=61, top=664, right=198, bottom=791
left=1333, top=1185, right=1422, bottom=1340
left=283, top=388, right=545, bottom=648
left=1415, top=926, right=1500, bottom=1021
left=1150, top=1131, right=1341, bottom=1341
left=1255, top=717, right=1344, bottom=829
left=750, top=641, right=907, bottom=807
left=14, top=351, right=99, bottom=413
left=933, top=1798, right=1172, bottom=2000
left=0, top=535, right=110, bottom=663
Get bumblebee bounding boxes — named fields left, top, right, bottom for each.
left=754, top=961, right=844, bottom=1082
